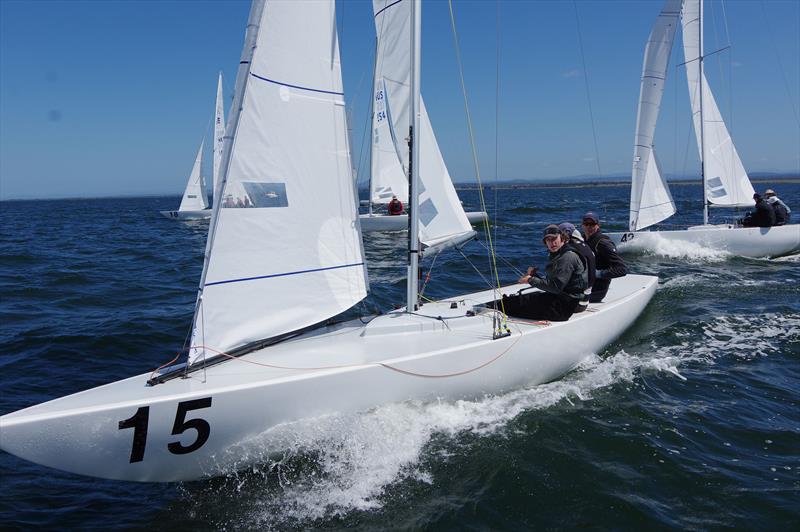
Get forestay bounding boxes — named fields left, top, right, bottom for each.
left=190, top=0, right=367, bottom=363
left=178, top=141, right=209, bottom=212
left=682, top=0, right=755, bottom=207
left=629, top=0, right=681, bottom=231
left=212, top=72, right=225, bottom=206
left=372, top=0, right=474, bottom=251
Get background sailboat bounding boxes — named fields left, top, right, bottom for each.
left=359, top=0, right=486, bottom=233
left=608, top=0, right=800, bottom=258
left=0, top=0, right=657, bottom=482
left=160, top=73, right=226, bottom=220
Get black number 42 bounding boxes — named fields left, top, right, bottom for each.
left=118, top=397, right=212, bottom=463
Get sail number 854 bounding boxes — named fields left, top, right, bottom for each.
left=118, top=398, right=212, bottom=463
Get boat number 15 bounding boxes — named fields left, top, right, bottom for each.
left=118, top=398, right=212, bottom=463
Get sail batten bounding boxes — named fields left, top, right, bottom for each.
left=629, top=0, right=681, bottom=231
left=190, top=0, right=366, bottom=363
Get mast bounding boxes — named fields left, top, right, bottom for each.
left=406, top=0, right=421, bottom=312
left=698, top=0, right=708, bottom=225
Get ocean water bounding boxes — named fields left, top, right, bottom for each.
left=1, top=183, right=798, bottom=530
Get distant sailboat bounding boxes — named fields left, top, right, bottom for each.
left=608, top=0, right=800, bottom=258
left=161, top=73, right=226, bottom=220
left=0, top=0, right=657, bottom=482
left=359, top=1, right=486, bottom=233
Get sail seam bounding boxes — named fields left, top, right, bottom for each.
left=249, top=72, right=344, bottom=96
left=206, top=262, right=364, bottom=287
left=375, top=0, right=403, bottom=19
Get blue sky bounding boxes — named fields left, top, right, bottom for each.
left=1, top=0, right=798, bottom=199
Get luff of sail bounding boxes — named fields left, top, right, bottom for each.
left=682, top=0, right=755, bottom=207
left=212, top=72, right=225, bottom=207
left=372, top=0, right=474, bottom=251
left=629, top=0, right=681, bottom=231
left=178, top=140, right=209, bottom=212
left=190, top=0, right=367, bottom=363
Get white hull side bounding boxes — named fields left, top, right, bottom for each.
left=360, top=211, right=487, bottom=232
left=0, top=275, right=656, bottom=482
left=607, top=224, right=800, bottom=258
left=159, top=209, right=212, bottom=220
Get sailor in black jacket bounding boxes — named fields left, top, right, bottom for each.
left=741, top=194, right=776, bottom=227
left=581, top=212, right=627, bottom=303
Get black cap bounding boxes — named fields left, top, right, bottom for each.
left=582, top=212, right=599, bottom=224
left=542, top=224, right=561, bottom=242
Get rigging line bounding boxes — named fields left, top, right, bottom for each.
left=458, top=248, right=494, bottom=290
left=493, top=0, right=500, bottom=261
left=447, top=0, right=505, bottom=310
left=572, top=0, right=603, bottom=178
left=475, top=239, right=526, bottom=277
left=759, top=0, right=800, bottom=128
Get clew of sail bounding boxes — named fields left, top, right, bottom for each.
left=682, top=0, right=755, bottom=207
left=629, top=0, right=681, bottom=231
left=212, top=72, right=225, bottom=207
left=178, top=140, right=209, bottom=212
left=373, top=0, right=474, bottom=252
left=189, top=0, right=367, bottom=364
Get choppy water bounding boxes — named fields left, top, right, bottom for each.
left=1, top=183, right=798, bottom=530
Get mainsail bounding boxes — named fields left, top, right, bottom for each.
left=629, top=0, right=681, bottom=231
left=190, top=0, right=367, bottom=363
left=212, top=72, right=225, bottom=207
left=372, top=0, right=474, bottom=251
left=177, top=140, right=209, bottom=212
left=682, top=0, right=755, bottom=207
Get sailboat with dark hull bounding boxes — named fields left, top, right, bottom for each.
left=0, top=0, right=657, bottom=482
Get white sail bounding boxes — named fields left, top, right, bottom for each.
left=372, top=0, right=473, bottom=250
left=190, top=0, right=367, bottom=363
left=417, top=100, right=474, bottom=251
left=682, top=0, right=755, bottom=207
left=629, top=0, right=681, bottom=231
left=371, top=0, right=412, bottom=205
left=212, top=72, right=225, bottom=206
left=177, top=141, right=209, bottom=212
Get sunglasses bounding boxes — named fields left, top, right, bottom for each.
left=582, top=221, right=597, bottom=226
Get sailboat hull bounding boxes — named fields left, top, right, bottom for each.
left=360, top=210, right=487, bottom=232
left=607, top=224, right=800, bottom=258
left=0, top=275, right=656, bottom=482
left=159, top=209, right=212, bottom=220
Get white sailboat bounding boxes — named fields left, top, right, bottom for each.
left=359, top=1, right=486, bottom=233
left=161, top=73, right=226, bottom=220
left=607, top=0, right=800, bottom=258
left=0, top=0, right=657, bottom=482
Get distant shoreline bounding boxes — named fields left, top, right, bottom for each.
left=454, top=177, right=800, bottom=191
left=2, top=177, right=798, bottom=202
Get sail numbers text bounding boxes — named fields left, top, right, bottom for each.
left=118, top=398, right=212, bottom=463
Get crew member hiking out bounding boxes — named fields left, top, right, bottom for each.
left=504, top=224, right=588, bottom=322
left=581, top=212, right=627, bottom=303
